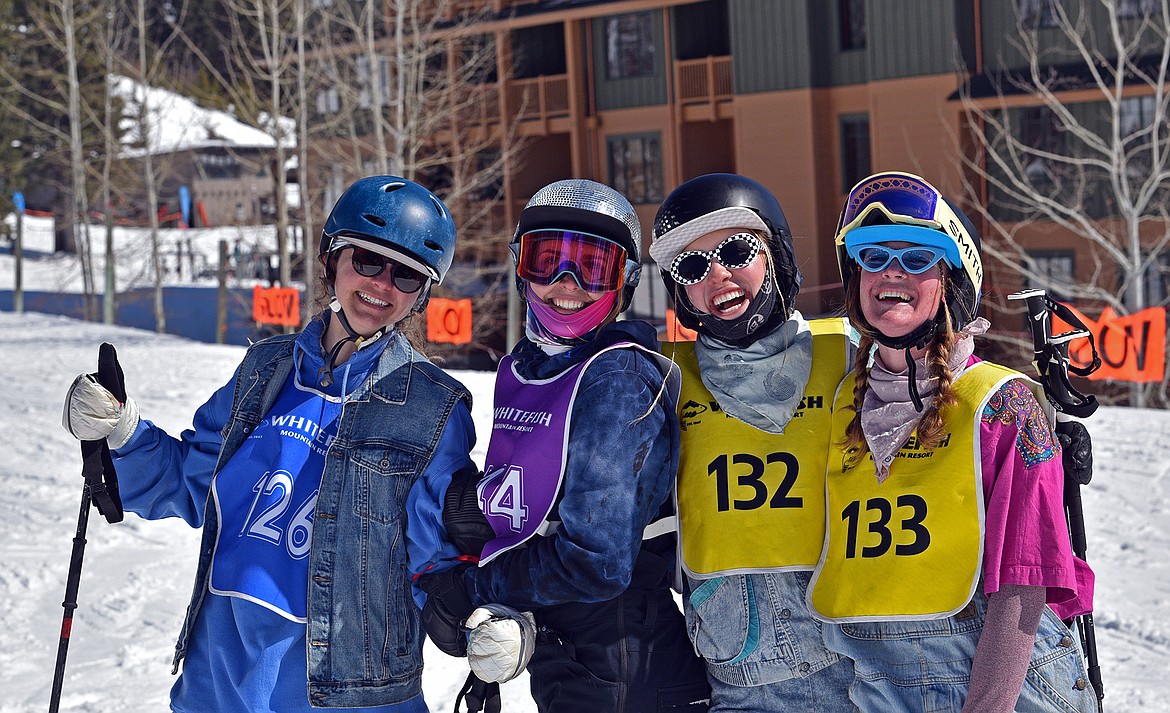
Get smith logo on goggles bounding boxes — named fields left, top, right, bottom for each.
left=516, top=230, right=630, bottom=292
left=835, top=172, right=982, bottom=292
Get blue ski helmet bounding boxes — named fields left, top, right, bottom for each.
left=320, top=176, right=457, bottom=284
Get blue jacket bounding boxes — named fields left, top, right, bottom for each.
left=113, top=321, right=473, bottom=709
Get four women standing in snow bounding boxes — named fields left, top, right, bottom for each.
left=63, top=169, right=1098, bottom=713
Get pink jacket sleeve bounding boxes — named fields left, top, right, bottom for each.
left=978, top=377, right=1094, bottom=618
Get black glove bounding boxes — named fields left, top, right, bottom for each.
left=417, top=564, right=476, bottom=657
left=444, top=465, right=495, bottom=557
left=1057, top=420, right=1094, bottom=486
left=455, top=671, right=501, bottom=713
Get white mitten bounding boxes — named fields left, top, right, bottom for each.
left=62, top=374, right=140, bottom=449
left=465, top=604, right=537, bottom=684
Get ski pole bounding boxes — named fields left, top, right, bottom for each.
left=1009, top=289, right=1103, bottom=711
left=49, top=343, right=127, bottom=713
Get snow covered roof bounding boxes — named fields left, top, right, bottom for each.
left=113, top=75, right=295, bottom=157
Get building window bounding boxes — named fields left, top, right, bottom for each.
left=323, top=164, right=344, bottom=216
left=1119, top=0, right=1158, bottom=18
left=1121, top=95, right=1157, bottom=136
left=605, top=12, right=655, bottom=80
left=1018, top=0, right=1059, bottom=28
left=316, top=87, right=340, bottom=115
left=839, top=0, right=866, bottom=51
left=196, top=152, right=241, bottom=180
left=357, top=55, right=393, bottom=109
left=475, top=149, right=504, bottom=202
left=1025, top=249, right=1074, bottom=302
left=1144, top=250, right=1170, bottom=305
left=608, top=133, right=663, bottom=204
left=356, top=55, right=392, bottom=109
left=839, top=114, right=871, bottom=191
left=1020, top=106, right=1064, bottom=186
left=316, top=65, right=341, bottom=115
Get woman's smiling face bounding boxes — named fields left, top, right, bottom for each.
left=527, top=276, right=607, bottom=314
left=325, top=247, right=417, bottom=341
left=681, top=228, right=767, bottom=321
left=857, top=241, right=946, bottom=340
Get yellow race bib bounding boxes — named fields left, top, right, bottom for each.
left=809, top=362, right=1026, bottom=621
left=671, top=319, right=849, bottom=577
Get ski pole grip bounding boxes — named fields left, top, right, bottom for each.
left=95, top=343, right=126, bottom=404
left=1008, top=289, right=1051, bottom=353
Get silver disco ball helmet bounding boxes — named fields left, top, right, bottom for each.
left=510, top=179, right=643, bottom=308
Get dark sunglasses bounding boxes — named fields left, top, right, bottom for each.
left=669, top=232, right=762, bottom=285
left=853, top=245, right=945, bottom=274
left=349, top=247, right=427, bottom=293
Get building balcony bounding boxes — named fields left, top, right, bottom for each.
left=455, top=74, right=570, bottom=134
left=675, top=55, right=734, bottom=121
left=508, top=74, right=571, bottom=126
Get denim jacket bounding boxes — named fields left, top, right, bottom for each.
left=116, top=329, right=471, bottom=708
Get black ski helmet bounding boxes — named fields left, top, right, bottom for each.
left=833, top=171, right=983, bottom=345
left=651, top=173, right=802, bottom=333
left=510, top=178, right=643, bottom=311
left=320, top=176, right=457, bottom=284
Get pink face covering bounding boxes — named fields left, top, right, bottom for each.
left=526, top=285, right=619, bottom=340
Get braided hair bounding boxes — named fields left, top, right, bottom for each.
left=841, top=270, right=960, bottom=467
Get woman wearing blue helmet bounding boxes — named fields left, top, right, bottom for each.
left=60, top=176, right=477, bottom=711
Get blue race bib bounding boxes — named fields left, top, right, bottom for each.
left=209, top=375, right=341, bottom=621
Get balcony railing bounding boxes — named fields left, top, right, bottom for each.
left=455, top=74, right=570, bottom=128
left=675, top=56, right=733, bottom=106
left=507, top=74, right=570, bottom=122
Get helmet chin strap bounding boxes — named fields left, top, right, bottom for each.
left=318, top=297, right=388, bottom=388
left=869, top=307, right=944, bottom=412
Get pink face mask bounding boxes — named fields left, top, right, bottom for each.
left=526, top=285, right=619, bottom=340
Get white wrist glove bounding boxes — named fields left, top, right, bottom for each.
left=465, top=604, right=537, bottom=684
left=62, top=374, right=140, bottom=449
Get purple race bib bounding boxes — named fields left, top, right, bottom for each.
left=477, top=343, right=678, bottom=564
left=477, top=354, right=585, bottom=563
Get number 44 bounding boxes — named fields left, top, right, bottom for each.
left=482, top=465, right=529, bottom=532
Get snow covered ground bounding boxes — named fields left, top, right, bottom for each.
left=1, top=310, right=1168, bottom=712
